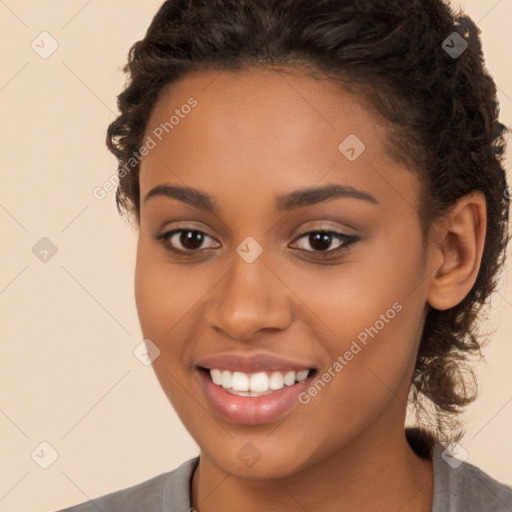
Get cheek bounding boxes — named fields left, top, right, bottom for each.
left=134, top=240, right=199, bottom=414
left=134, top=239, right=205, bottom=340
left=134, top=246, right=169, bottom=339
left=281, top=233, right=421, bottom=342
left=296, top=231, right=426, bottom=419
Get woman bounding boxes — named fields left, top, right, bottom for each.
left=59, top=0, right=512, bottom=510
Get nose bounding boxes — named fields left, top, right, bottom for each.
left=205, top=250, right=293, bottom=341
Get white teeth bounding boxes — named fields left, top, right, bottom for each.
left=269, top=371, right=284, bottom=390
left=250, top=372, right=269, bottom=392
left=208, top=368, right=311, bottom=394
left=231, top=372, right=249, bottom=391
left=221, top=370, right=232, bottom=389
left=225, top=388, right=272, bottom=397
left=296, top=370, right=309, bottom=382
left=283, top=371, right=296, bottom=386
left=210, top=368, right=222, bottom=385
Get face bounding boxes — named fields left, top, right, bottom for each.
left=135, top=67, right=432, bottom=478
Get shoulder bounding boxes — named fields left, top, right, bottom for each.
left=55, top=457, right=199, bottom=512
left=432, top=442, right=512, bottom=512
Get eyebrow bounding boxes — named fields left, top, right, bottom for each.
left=143, top=183, right=379, bottom=212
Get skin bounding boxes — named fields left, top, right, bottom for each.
left=134, top=67, right=486, bottom=512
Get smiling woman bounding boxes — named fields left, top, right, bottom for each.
left=58, top=0, right=511, bottom=511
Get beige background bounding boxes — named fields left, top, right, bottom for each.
left=0, top=1, right=511, bottom=511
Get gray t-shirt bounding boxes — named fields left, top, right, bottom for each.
left=57, top=442, right=512, bottom=511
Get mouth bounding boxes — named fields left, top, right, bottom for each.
left=196, top=364, right=318, bottom=425
left=198, top=367, right=317, bottom=397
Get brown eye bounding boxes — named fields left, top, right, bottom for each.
left=291, top=230, right=357, bottom=256
left=177, top=230, right=207, bottom=251
left=153, top=229, right=220, bottom=254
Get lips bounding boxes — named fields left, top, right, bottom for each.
left=195, top=353, right=317, bottom=425
left=196, top=353, right=316, bottom=373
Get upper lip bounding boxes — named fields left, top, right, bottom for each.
left=196, top=353, right=316, bottom=373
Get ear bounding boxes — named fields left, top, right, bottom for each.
left=427, top=191, right=487, bottom=311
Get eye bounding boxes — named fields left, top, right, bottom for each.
left=152, top=227, right=358, bottom=260
left=290, top=230, right=358, bottom=258
left=152, top=228, right=219, bottom=255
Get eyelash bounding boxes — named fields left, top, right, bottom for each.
left=151, top=228, right=359, bottom=260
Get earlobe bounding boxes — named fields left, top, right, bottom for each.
left=427, top=191, right=487, bottom=311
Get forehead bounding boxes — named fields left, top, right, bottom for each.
left=144, top=66, right=385, bottom=151
left=139, top=67, right=418, bottom=215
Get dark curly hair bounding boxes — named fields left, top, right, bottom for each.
left=106, top=0, right=510, bottom=447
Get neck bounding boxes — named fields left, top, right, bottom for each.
left=191, top=426, right=434, bottom=512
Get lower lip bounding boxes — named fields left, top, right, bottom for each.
left=197, top=369, right=313, bottom=425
